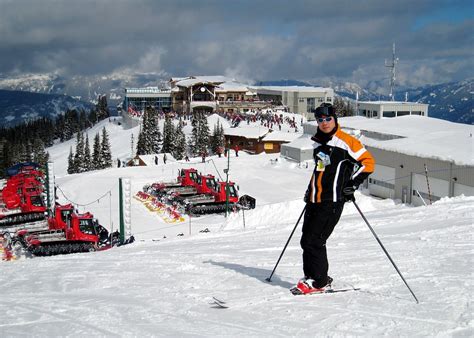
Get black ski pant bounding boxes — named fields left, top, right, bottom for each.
left=300, top=201, right=344, bottom=288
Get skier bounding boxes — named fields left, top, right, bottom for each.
left=293, top=103, right=375, bottom=295
left=163, top=153, right=167, bottom=164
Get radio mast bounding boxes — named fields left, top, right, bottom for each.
left=385, top=43, right=399, bottom=101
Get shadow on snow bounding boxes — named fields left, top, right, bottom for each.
left=204, top=260, right=294, bottom=289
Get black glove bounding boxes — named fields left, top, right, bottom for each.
left=343, top=180, right=357, bottom=202
left=304, top=189, right=310, bottom=203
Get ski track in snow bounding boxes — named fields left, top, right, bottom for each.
left=1, top=118, right=473, bottom=336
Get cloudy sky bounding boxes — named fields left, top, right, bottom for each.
left=1, top=0, right=473, bottom=88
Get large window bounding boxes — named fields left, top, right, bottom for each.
left=383, top=111, right=396, bottom=118
left=369, top=178, right=395, bottom=189
left=397, top=111, right=410, bottom=116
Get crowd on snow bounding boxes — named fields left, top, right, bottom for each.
left=127, top=105, right=303, bottom=133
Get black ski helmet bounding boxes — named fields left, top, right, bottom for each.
left=314, top=103, right=337, bottom=122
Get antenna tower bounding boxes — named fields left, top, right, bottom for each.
left=385, top=43, right=399, bottom=101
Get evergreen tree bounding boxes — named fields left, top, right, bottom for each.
left=136, top=107, right=161, bottom=155
left=197, top=113, right=210, bottom=155
left=83, top=134, right=92, bottom=171
left=136, top=113, right=148, bottom=156
left=172, top=119, right=187, bottom=160
left=64, top=110, right=79, bottom=141
left=210, top=121, right=225, bottom=154
left=100, top=127, right=112, bottom=168
left=32, top=138, right=49, bottom=168
left=96, top=95, right=110, bottom=121
left=190, top=113, right=200, bottom=156
left=74, top=132, right=85, bottom=172
left=92, top=132, right=102, bottom=170
left=130, top=134, right=135, bottom=157
left=147, top=107, right=161, bottom=153
left=162, top=116, right=175, bottom=154
left=333, top=96, right=354, bottom=117
left=67, top=146, right=75, bottom=174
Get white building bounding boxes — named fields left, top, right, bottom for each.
left=250, top=86, right=334, bottom=120
left=357, top=101, right=428, bottom=118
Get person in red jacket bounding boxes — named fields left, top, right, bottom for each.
left=292, top=103, right=375, bottom=295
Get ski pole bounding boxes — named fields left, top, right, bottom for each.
left=266, top=205, right=306, bottom=282
left=352, top=200, right=419, bottom=304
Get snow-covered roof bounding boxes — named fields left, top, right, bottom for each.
left=262, top=130, right=302, bottom=142
left=250, top=85, right=333, bottom=93
left=215, top=81, right=250, bottom=92
left=224, top=126, right=269, bottom=139
left=358, top=101, right=428, bottom=106
left=336, top=116, right=473, bottom=165
left=207, top=113, right=231, bottom=129
left=281, top=134, right=315, bottom=150
left=175, top=76, right=233, bottom=88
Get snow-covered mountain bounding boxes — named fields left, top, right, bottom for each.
left=405, top=79, right=473, bottom=124
left=0, top=72, right=169, bottom=106
left=1, top=116, right=472, bottom=336
left=0, top=90, right=94, bottom=127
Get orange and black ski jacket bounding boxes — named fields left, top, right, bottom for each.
left=307, top=126, right=375, bottom=203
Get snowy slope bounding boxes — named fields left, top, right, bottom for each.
left=1, top=117, right=473, bottom=336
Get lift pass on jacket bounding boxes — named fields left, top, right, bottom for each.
left=316, top=151, right=331, bottom=171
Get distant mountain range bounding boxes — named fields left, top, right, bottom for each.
left=0, top=73, right=472, bottom=127
left=0, top=90, right=94, bottom=128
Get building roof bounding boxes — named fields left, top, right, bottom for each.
left=224, top=126, right=269, bottom=139
left=337, top=116, right=473, bottom=165
left=215, top=81, right=250, bottom=93
left=174, top=76, right=233, bottom=88
left=262, top=130, right=302, bottom=142
left=250, top=85, right=333, bottom=93
left=358, top=101, right=428, bottom=106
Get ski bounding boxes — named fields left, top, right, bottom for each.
left=290, top=287, right=360, bottom=296
left=209, top=297, right=228, bottom=309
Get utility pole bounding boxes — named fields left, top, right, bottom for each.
left=385, top=43, right=399, bottom=101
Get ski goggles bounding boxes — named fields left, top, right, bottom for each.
left=317, top=117, right=333, bottom=123
left=314, top=105, right=335, bottom=117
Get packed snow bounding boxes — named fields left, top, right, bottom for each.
left=1, top=116, right=473, bottom=336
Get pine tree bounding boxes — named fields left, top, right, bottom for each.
left=172, top=120, right=187, bottom=160
left=197, top=113, right=210, bottom=156
left=83, top=134, right=92, bottom=171
left=74, top=132, right=85, bottom=172
left=162, top=116, right=175, bottom=154
left=32, top=138, right=49, bottom=168
left=96, top=95, right=110, bottom=121
left=147, top=107, right=161, bottom=154
left=67, top=146, right=75, bottom=174
left=210, top=122, right=218, bottom=154
left=92, top=132, right=102, bottom=170
left=100, top=127, right=112, bottom=168
left=136, top=114, right=148, bottom=156
left=190, top=113, right=200, bottom=156
left=333, top=96, right=354, bottom=117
